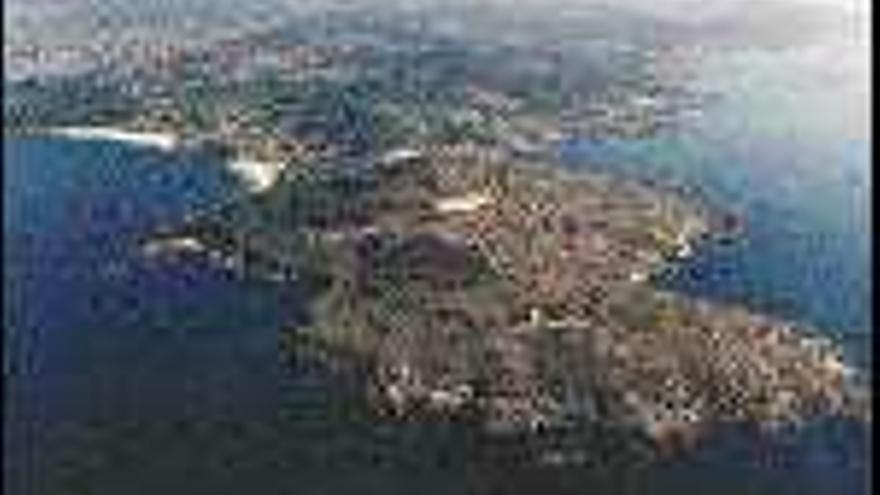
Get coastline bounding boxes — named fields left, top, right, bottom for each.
left=8, top=127, right=868, bottom=469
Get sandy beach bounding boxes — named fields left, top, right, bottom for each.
left=49, top=126, right=284, bottom=193
left=49, top=126, right=179, bottom=151
left=227, top=159, right=284, bottom=193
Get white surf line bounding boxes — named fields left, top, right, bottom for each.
left=48, top=126, right=179, bottom=151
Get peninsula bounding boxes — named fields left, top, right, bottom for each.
left=153, top=143, right=869, bottom=462
left=6, top=14, right=869, bottom=464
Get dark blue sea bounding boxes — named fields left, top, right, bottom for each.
left=3, top=37, right=871, bottom=495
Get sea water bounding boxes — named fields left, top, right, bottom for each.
left=3, top=137, right=301, bottom=493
